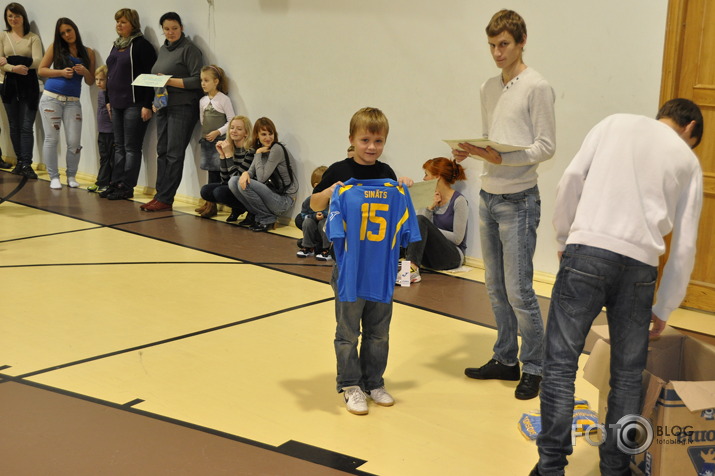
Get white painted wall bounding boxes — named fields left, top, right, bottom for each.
left=7, top=0, right=668, bottom=276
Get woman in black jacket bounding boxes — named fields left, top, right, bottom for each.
left=101, top=8, right=157, bottom=200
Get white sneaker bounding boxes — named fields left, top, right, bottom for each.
left=296, top=247, right=314, bottom=258
left=67, top=177, right=79, bottom=188
left=50, top=178, right=62, bottom=190
left=343, top=386, right=368, bottom=415
left=366, top=386, right=395, bottom=407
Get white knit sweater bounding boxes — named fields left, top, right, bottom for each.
left=553, top=114, right=703, bottom=320
left=480, top=67, right=556, bottom=194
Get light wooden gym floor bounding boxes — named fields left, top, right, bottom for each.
left=1, top=166, right=709, bottom=476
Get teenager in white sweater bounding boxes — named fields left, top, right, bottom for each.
left=532, top=99, right=704, bottom=476
left=455, top=9, right=555, bottom=401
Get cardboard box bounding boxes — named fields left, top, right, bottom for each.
left=583, top=326, right=715, bottom=476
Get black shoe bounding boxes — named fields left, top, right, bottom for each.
left=107, top=183, right=133, bottom=200
left=98, top=184, right=116, bottom=198
left=0, top=158, right=11, bottom=169
left=11, top=163, right=23, bottom=175
left=238, top=213, right=256, bottom=228
left=250, top=222, right=274, bottom=233
left=465, top=359, right=520, bottom=380
left=226, top=209, right=241, bottom=222
left=19, top=164, right=37, bottom=179
left=515, top=373, right=542, bottom=400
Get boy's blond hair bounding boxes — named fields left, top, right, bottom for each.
left=95, top=64, right=108, bottom=77
left=311, top=166, right=328, bottom=188
left=349, top=107, right=389, bottom=138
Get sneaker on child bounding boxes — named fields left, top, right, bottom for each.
left=366, top=386, right=394, bottom=406
left=316, top=249, right=332, bottom=261
left=343, top=386, right=368, bottom=415
left=296, top=247, right=314, bottom=258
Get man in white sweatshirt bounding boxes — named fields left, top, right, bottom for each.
left=532, top=98, right=704, bottom=476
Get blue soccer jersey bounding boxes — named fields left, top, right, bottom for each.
left=326, top=178, right=421, bottom=303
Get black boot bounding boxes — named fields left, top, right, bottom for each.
left=226, top=208, right=241, bottom=222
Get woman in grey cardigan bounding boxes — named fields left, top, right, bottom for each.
left=230, top=117, right=298, bottom=232
left=142, top=11, right=202, bottom=212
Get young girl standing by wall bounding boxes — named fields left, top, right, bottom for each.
left=195, top=64, right=235, bottom=218
left=38, top=17, right=95, bottom=190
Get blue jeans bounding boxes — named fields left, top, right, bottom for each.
left=39, top=94, right=82, bottom=180
left=331, top=264, right=393, bottom=393
left=479, top=185, right=544, bottom=375
left=227, top=176, right=294, bottom=225
left=536, top=244, right=656, bottom=476
left=110, top=105, right=149, bottom=188
left=155, top=104, right=199, bottom=204
left=4, top=98, right=37, bottom=166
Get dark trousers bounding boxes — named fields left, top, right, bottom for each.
left=4, top=98, right=36, bottom=166
left=200, top=183, right=245, bottom=213
left=96, top=132, right=114, bottom=186
left=405, top=215, right=463, bottom=270
left=110, top=105, right=149, bottom=188
left=536, top=244, right=656, bottom=475
left=155, top=104, right=199, bottom=204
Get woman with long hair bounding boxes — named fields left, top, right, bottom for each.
left=38, top=17, right=95, bottom=189
left=200, top=115, right=254, bottom=221
left=229, top=117, right=299, bottom=232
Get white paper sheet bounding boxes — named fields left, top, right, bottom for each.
left=131, top=74, right=173, bottom=87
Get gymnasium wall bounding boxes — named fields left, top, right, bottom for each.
left=7, top=0, right=669, bottom=276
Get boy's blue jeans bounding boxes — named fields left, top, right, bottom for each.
left=331, top=264, right=392, bottom=393
left=479, top=185, right=544, bottom=376
left=536, top=244, right=656, bottom=476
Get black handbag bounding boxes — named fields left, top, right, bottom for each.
left=265, top=142, right=295, bottom=195
left=1, top=55, right=39, bottom=109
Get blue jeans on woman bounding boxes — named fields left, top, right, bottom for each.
left=536, top=244, right=656, bottom=476
left=110, top=105, right=149, bottom=188
left=331, top=264, right=393, bottom=393
left=39, top=94, right=82, bottom=180
left=4, top=98, right=37, bottom=166
left=154, top=104, right=199, bottom=204
left=479, top=185, right=544, bottom=376
left=228, top=177, right=294, bottom=225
